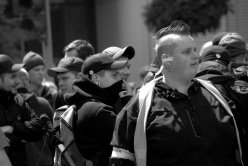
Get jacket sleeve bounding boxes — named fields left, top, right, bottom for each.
left=12, top=98, right=44, bottom=142
left=110, top=95, right=139, bottom=166
left=0, top=130, right=9, bottom=148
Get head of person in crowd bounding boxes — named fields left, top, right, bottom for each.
left=199, top=41, right=213, bottom=57
left=79, top=53, right=128, bottom=101
left=16, top=68, right=30, bottom=93
left=102, top=46, right=135, bottom=81
left=47, top=57, right=84, bottom=94
left=81, top=53, right=128, bottom=88
left=154, top=20, right=198, bottom=85
left=212, top=32, right=229, bottom=45
left=64, top=39, right=95, bottom=60
left=42, top=80, right=58, bottom=92
left=0, top=54, right=24, bottom=94
left=23, top=51, right=45, bottom=89
left=219, top=32, right=248, bottom=64
left=198, top=45, right=231, bottom=74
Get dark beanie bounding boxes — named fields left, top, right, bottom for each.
left=23, top=51, right=44, bottom=71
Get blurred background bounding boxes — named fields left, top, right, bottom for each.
left=0, top=0, right=247, bottom=83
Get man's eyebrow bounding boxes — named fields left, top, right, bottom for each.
left=182, top=47, right=194, bottom=52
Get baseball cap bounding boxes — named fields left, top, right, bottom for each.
left=199, top=45, right=231, bottom=65
left=81, top=53, right=128, bottom=76
left=23, top=51, right=44, bottom=71
left=0, top=54, right=24, bottom=74
left=47, top=57, right=84, bottom=77
left=212, top=32, right=228, bottom=45
left=219, top=33, right=248, bottom=58
left=102, top=46, right=135, bottom=60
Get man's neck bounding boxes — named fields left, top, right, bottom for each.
left=30, top=83, right=44, bottom=96
left=163, top=75, right=192, bottom=95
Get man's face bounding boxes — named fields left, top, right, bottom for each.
left=64, top=49, right=78, bottom=58
left=57, top=71, right=77, bottom=94
left=165, top=35, right=198, bottom=81
left=28, top=65, right=45, bottom=85
left=0, top=72, right=19, bottom=94
left=117, top=57, right=131, bottom=81
left=16, top=70, right=30, bottom=91
left=97, top=70, right=122, bottom=88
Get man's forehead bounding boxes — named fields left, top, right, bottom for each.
left=30, top=65, right=45, bottom=71
left=156, top=35, right=179, bottom=55
left=3, top=71, right=17, bottom=78
left=57, top=71, right=74, bottom=78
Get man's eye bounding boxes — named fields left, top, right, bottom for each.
left=183, top=50, right=191, bottom=54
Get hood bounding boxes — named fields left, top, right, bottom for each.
left=66, top=75, right=115, bottom=106
left=195, top=69, right=235, bottom=84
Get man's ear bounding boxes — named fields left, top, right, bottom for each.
left=162, top=54, right=173, bottom=64
left=91, top=74, right=97, bottom=83
left=161, top=54, right=173, bottom=72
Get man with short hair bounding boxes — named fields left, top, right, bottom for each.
left=0, top=54, right=44, bottom=166
left=110, top=20, right=245, bottom=166
left=64, top=39, right=95, bottom=60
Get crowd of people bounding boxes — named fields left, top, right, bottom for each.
left=0, top=20, right=248, bottom=166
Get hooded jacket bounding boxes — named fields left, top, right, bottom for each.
left=66, top=76, right=121, bottom=166
left=196, top=68, right=248, bottom=165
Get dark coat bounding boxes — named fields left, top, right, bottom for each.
left=23, top=93, right=54, bottom=166
left=110, top=79, right=240, bottom=166
left=0, top=89, right=44, bottom=166
left=196, top=69, right=248, bottom=165
left=66, top=76, right=120, bottom=166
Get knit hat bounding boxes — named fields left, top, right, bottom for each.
left=219, top=33, right=248, bottom=58
left=23, top=51, right=44, bottom=71
left=199, top=45, right=231, bottom=65
left=102, top=46, right=135, bottom=60
left=0, top=54, right=24, bottom=74
left=81, top=53, right=128, bottom=76
left=47, top=57, right=84, bottom=77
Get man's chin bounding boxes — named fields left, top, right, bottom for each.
left=11, top=89, right=18, bottom=94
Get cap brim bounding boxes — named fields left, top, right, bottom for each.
left=113, top=46, right=135, bottom=60
left=11, top=64, right=24, bottom=72
left=47, top=67, right=69, bottom=77
left=110, top=60, right=128, bottom=70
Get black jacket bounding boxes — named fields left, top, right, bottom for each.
left=0, top=89, right=44, bottom=166
left=67, top=76, right=120, bottom=166
left=110, top=79, right=240, bottom=166
left=22, top=93, right=54, bottom=166
left=196, top=69, right=248, bottom=165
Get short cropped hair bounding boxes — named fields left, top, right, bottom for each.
left=151, top=20, right=191, bottom=72
left=64, top=40, right=95, bottom=60
left=154, top=20, right=191, bottom=42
